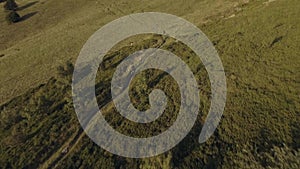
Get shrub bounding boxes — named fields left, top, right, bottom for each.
left=6, top=11, right=21, bottom=23
left=4, top=0, right=17, bottom=10
left=57, top=61, right=74, bottom=77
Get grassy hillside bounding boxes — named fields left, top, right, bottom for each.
left=0, top=0, right=249, bottom=104
left=0, top=0, right=299, bottom=168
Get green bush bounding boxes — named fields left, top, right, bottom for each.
left=6, top=11, right=21, bottom=23
left=4, top=0, right=17, bottom=10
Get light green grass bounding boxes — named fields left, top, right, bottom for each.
left=0, top=0, right=249, bottom=104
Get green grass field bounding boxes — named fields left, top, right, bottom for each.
left=0, top=0, right=299, bottom=168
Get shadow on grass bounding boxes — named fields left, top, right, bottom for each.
left=20, top=11, right=38, bottom=22
left=17, top=1, right=39, bottom=11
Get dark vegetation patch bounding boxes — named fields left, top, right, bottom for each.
left=5, top=10, right=20, bottom=23
left=4, top=0, right=17, bottom=11
left=3, top=0, right=38, bottom=24
left=270, top=36, right=283, bottom=47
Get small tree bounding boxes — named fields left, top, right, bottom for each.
left=6, top=11, right=21, bottom=23
left=4, top=0, right=18, bottom=11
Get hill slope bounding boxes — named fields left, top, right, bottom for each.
left=0, top=0, right=299, bottom=168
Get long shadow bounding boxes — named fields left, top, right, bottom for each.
left=17, top=1, right=39, bottom=11
left=20, top=11, right=38, bottom=22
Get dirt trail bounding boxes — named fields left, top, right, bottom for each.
left=39, top=129, right=84, bottom=169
